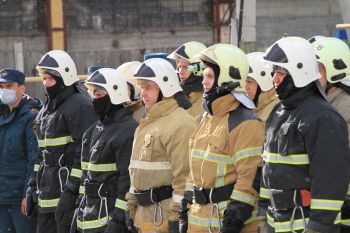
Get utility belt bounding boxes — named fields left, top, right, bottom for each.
left=270, top=189, right=311, bottom=210
left=134, top=185, right=173, bottom=206
left=84, top=182, right=118, bottom=198
left=193, top=182, right=235, bottom=205
left=42, top=150, right=65, bottom=167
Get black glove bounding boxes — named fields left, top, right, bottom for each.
left=104, top=218, right=129, bottom=233
left=222, top=201, right=252, bottom=233
left=25, top=185, right=38, bottom=217
left=169, top=220, right=180, bottom=233
left=179, top=199, right=190, bottom=233
left=55, top=189, right=78, bottom=225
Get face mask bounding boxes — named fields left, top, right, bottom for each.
left=92, top=95, right=110, bottom=118
left=0, top=88, right=17, bottom=105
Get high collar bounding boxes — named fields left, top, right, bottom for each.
left=143, top=98, right=178, bottom=121
left=45, top=85, right=76, bottom=112
left=101, top=106, right=133, bottom=125
left=255, top=88, right=278, bottom=112
left=210, top=94, right=240, bottom=117
left=327, top=88, right=346, bottom=104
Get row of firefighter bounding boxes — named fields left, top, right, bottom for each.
left=1, top=35, right=349, bottom=233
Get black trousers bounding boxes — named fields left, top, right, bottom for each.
left=37, top=212, right=71, bottom=233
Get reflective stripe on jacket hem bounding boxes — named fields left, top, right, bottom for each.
left=310, top=199, right=343, bottom=211
left=81, top=161, right=117, bottom=172
left=77, top=216, right=110, bottom=230
left=38, top=198, right=59, bottom=208
left=129, top=160, right=171, bottom=170
left=115, top=198, right=127, bottom=210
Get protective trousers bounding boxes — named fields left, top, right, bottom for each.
left=0, top=204, right=36, bottom=233
left=37, top=212, right=70, bottom=233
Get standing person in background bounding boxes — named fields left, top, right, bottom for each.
left=26, top=50, right=97, bottom=233
left=126, top=58, right=197, bottom=233
left=0, top=68, right=41, bottom=233
left=181, top=44, right=265, bottom=233
left=312, top=36, right=350, bottom=233
left=259, top=36, right=349, bottom=233
left=116, top=61, right=146, bottom=122
left=74, top=68, right=138, bottom=233
left=168, top=41, right=207, bottom=119
left=245, top=52, right=279, bottom=121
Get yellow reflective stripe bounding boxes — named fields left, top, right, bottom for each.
left=129, top=160, right=171, bottom=170
left=81, top=161, right=117, bottom=172
left=79, top=185, right=85, bottom=195
left=34, top=164, right=40, bottom=172
left=311, top=199, right=343, bottom=211
left=262, top=151, right=310, bottom=165
left=70, top=168, right=82, bottom=178
left=215, top=163, right=226, bottom=187
left=38, top=198, right=59, bottom=208
left=259, top=187, right=270, bottom=199
left=341, top=219, right=350, bottom=226
left=188, top=214, right=221, bottom=228
left=233, top=147, right=262, bottom=164
left=230, top=190, right=256, bottom=206
left=77, top=216, right=110, bottom=230
left=38, top=136, right=74, bottom=147
left=267, top=211, right=341, bottom=232
left=185, top=183, right=193, bottom=192
left=115, top=198, right=127, bottom=210
left=191, top=149, right=233, bottom=164
left=347, top=185, right=350, bottom=196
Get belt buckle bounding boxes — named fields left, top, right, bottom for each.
left=194, top=187, right=207, bottom=204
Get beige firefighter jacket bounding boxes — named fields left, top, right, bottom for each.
left=128, top=98, right=197, bottom=233
left=187, top=91, right=204, bottom=119
left=187, top=94, right=265, bottom=233
left=254, top=88, right=279, bottom=122
left=328, top=88, right=350, bottom=145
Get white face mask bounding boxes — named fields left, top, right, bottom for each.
left=0, top=88, right=17, bottom=105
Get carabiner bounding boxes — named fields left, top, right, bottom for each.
left=290, top=190, right=306, bottom=233
left=208, top=188, right=221, bottom=233
left=150, top=189, right=163, bottom=226
left=97, top=184, right=109, bottom=225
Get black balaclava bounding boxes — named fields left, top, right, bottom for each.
left=276, top=74, right=316, bottom=109
left=181, top=73, right=203, bottom=96
left=253, top=85, right=262, bottom=106
left=92, top=95, right=122, bottom=121
left=45, top=75, right=65, bottom=99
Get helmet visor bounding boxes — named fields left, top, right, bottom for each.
left=264, top=43, right=289, bottom=63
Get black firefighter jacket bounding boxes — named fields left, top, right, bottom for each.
left=77, top=107, right=138, bottom=232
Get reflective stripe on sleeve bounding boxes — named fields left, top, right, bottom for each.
left=191, top=149, right=233, bottom=164
left=311, top=199, right=343, bottom=211
left=79, top=185, right=85, bottom=195
left=81, top=161, right=117, bottom=172
left=230, top=190, right=256, bottom=206
left=38, top=136, right=74, bottom=148
left=259, top=187, right=270, bottom=199
left=34, top=164, right=40, bottom=172
left=129, top=160, right=171, bottom=170
left=70, top=168, right=82, bottom=178
left=262, top=151, right=310, bottom=165
left=233, top=147, right=262, bottom=164
left=115, top=199, right=127, bottom=210
left=38, top=198, right=59, bottom=208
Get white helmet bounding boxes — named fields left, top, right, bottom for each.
left=247, top=52, right=274, bottom=91
left=133, top=58, right=182, bottom=97
left=167, top=41, right=207, bottom=64
left=36, top=50, right=78, bottom=86
left=263, top=36, right=320, bottom=88
left=116, top=61, right=142, bottom=100
left=85, top=68, right=130, bottom=105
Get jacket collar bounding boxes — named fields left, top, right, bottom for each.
left=255, top=88, right=278, bottom=113
left=327, top=88, right=345, bottom=104
left=211, top=94, right=240, bottom=117
left=45, top=85, right=76, bottom=112
left=143, top=98, right=177, bottom=121
left=102, top=106, right=133, bottom=125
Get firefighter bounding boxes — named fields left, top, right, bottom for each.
left=168, top=41, right=207, bottom=118
left=26, top=50, right=97, bottom=233
left=180, top=43, right=265, bottom=233
left=311, top=36, right=350, bottom=233
left=259, top=36, right=350, bottom=233
left=116, top=61, right=146, bottom=122
left=126, top=58, right=197, bottom=233
left=245, top=52, right=279, bottom=121
left=73, top=68, right=138, bottom=233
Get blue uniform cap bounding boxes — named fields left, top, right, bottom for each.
left=0, top=68, right=25, bottom=85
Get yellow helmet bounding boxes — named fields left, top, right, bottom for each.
left=197, top=43, right=249, bottom=92
left=116, top=61, right=142, bottom=100
left=168, top=41, right=207, bottom=64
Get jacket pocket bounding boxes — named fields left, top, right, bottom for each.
left=277, top=122, right=294, bottom=155
left=140, top=134, right=153, bottom=161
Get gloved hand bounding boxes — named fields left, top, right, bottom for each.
left=179, top=197, right=191, bottom=233
left=168, top=220, right=180, bottom=233
left=222, top=204, right=245, bottom=233
left=104, top=218, right=129, bottom=233
left=55, top=189, right=78, bottom=225
left=257, top=217, right=268, bottom=233
left=25, top=185, right=38, bottom=217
